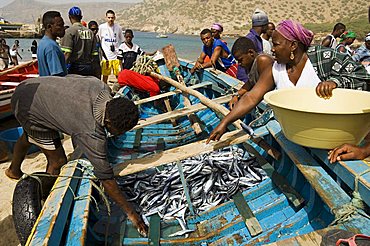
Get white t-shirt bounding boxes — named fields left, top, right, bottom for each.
left=272, top=58, right=321, bottom=89
left=97, top=23, right=124, bottom=60
left=262, top=38, right=272, bottom=55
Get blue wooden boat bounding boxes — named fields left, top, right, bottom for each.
left=22, top=59, right=370, bottom=245
left=25, top=119, right=370, bottom=245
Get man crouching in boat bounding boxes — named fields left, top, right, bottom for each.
left=5, top=75, right=148, bottom=236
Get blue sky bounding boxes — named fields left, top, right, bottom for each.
left=0, top=0, right=141, bottom=8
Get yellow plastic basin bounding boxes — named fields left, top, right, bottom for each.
left=264, top=88, right=370, bottom=149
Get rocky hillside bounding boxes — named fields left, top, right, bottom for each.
left=0, top=0, right=134, bottom=25
left=115, top=0, right=369, bottom=36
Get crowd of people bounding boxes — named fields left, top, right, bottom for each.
left=2, top=6, right=370, bottom=237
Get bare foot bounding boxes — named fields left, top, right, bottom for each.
left=128, top=213, right=148, bottom=237
left=5, top=168, right=23, bottom=180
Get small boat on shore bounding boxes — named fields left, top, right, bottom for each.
left=0, top=60, right=38, bottom=119
left=20, top=56, right=370, bottom=245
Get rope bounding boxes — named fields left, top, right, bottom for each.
left=330, top=168, right=370, bottom=226
left=131, top=55, right=159, bottom=75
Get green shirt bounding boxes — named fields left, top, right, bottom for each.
left=60, top=22, right=96, bottom=64
left=308, top=46, right=369, bottom=91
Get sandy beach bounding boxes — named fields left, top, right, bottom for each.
left=0, top=133, right=74, bottom=246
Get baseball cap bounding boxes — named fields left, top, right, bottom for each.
left=69, top=6, right=82, bottom=17
left=251, top=8, right=268, bottom=26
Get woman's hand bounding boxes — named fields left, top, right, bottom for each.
left=328, top=143, right=370, bottom=163
left=315, top=81, right=337, bottom=99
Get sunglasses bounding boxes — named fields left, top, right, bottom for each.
left=90, top=28, right=98, bottom=31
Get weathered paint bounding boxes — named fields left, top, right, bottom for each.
left=27, top=161, right=82, bottom=246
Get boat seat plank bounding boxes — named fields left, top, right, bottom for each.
left=148, top=214, right=161, bottom=246
left=267, top=120, right=351, bottom=211
left=309, top=149, right=370, bottom=208
left=133, top=95, right=232, bottom=130
left=265, top=227, right=331, bottom=246
left=113, top=129, right=251, bottom=177
left=232, top=191, right=263, bottom=236
left=134, top=82, right=213, bottom=105
left=27, top=161, right=82, bottom=246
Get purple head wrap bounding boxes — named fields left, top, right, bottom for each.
left=276, top=20, right=314, bottom=47
left=211, top=23, right=223, bottom=32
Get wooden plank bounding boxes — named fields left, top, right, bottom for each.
left=65, top=160, right=94, bottom=245
left=163, top=98, right=178, bottom=126
left=232, top=191, right=263, bottom=236
left=134, top=82, right=212, bottom=105
left=133, top=95, right=232, bottom=130
left=309, top=149, right=370, bottom=208
left=148, top=214, right=161, bottom=246
left=162, top=44, right=202, bottom=134
left=27, top=161, right=82, bottom=246
left=266, top=120, right=351, bottom=210
left=113, top=129, right=251, bottom=177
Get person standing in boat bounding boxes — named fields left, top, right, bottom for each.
left=98, top=9, right=124, bottom=83
left=321, top=23, right=346, bottom=49
left=10, top=40, right=22, bottom=66
left=0, top=38, right=11, bottom=70
left=37, top=11, right=67, bottom=77
left=237, top=9, right=269, bottom=82
left=6, top=75, right=148, bottom=237
left=60, top=7, right=96, bottom=76
left=207, top=20, right=370, bottom=143
left=191, top=28, right=237, bottom=77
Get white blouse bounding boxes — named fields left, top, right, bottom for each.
left=272, top=58, right=321, bottom=89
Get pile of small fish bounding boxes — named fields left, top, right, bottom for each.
left=117, top=146, right=267, bottom=236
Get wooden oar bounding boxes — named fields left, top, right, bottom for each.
left=149, top=71, right=281, bottom=160
left=162, top=45, right=202, bottom=134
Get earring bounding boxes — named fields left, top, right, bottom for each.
left=290, top=52, right=295, bottom=60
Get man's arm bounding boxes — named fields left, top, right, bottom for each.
left=190, top=52, right=207, bottom=74
left=321, top=36, right=332, bottom=47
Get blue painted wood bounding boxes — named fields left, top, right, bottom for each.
left=65, top=160, right=94, bottom=246
left=28, top=161, right=82, bottom=246
left=309, top=148, right=370, bottom=208
left=266, top=120, right=352, bottom=210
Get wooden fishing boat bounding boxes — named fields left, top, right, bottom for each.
left=0, top=60, right=38, bottom=82
left=0, top=60, right=38, bottom=119
left=24, top=119, right=370, bottom=245
left=22, top=54, right=370, bottom=245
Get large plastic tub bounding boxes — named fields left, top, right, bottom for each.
left=0, top=127, right=39, bottom=154
left=264, top=88, right=370, bottom=149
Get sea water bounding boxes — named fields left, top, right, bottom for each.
left=4, top=32, right=236, bottom=62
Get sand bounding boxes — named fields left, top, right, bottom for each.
left=0, top=137, right=74, bottom=246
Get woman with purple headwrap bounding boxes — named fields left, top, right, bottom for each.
left=211, top=23, right=223, bottom=40
left=207, top=19, right=370, bottom=143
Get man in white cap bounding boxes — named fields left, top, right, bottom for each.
left=353, top=33, right=370, bottom=73
left=237, top=8, right=269, bottom=82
